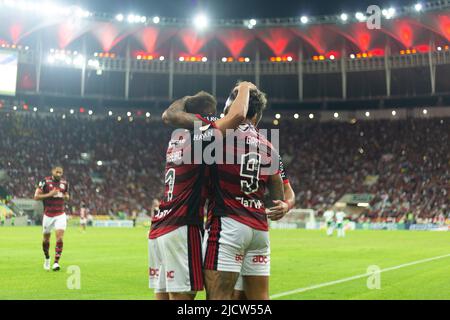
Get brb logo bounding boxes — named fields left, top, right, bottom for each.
left=252, top=255, right=269, bottom=264
left=149, top=268, right=159, bottom=277
left=167, top=271, right=175, bottom=279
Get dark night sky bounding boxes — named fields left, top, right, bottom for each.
left=71, top=0, right=417, bottom=19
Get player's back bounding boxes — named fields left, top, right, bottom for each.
left=149, top=115, right=216, bottom=238
left=209, top=123, right=278, bottom=231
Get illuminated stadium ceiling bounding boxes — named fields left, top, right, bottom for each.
left=0, top=1, right=449, bottom=61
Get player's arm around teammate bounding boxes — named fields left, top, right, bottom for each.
left=162, top=81, right=257, bottom=134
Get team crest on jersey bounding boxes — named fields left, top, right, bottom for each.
left=60, top=183, right=65, bottom=190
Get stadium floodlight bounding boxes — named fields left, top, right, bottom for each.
left=287, top=56, right=293, bottom=62
left=382, top=7, right=396, bottom=19
left=146, top=112, right=151, bottom=118
left=116, top=13, right=124, bottom=21
left=244, top=57, right=250, bottom=62
left=309, top=113, right=314, bottom=119
left=127, top=111, right=132, bottom=117
left=194, top=13, right=208, bottom=29
left=300, top=16, right=308, bottom=24
left=201, top=57, right=208, bottom=62
left=355, top=12, right=366, bottom=21
left=391, top=110, right=397, bottom=116
left=33, top=107, right=38, bottom=112
left=153, top=16, right=160, bottom=24
left=350, top=54, right=356, bottom=59
left=334, top=112, right=339, bottom=118
left=330, top=55, right=335, bottom=60
left=50, top=108, right=54, bottom=113
left=249, top=19, right=257, bottom=26
left=117, top=116, right=122, bottom=121
left=13, top=106, right=17, bottom=111
left=97, top=161, right=103, bottom=166
left=340, top=13, right=348, bottom=22
left=127, top=14, right=136, bottom=23
left=108, top=111, right=113, bottom=116
left=62, top=114, right=66, bottom=119
left=437, top=46, right=442, bottom=51
left=140, top=16, right=147, bottom=23
left=414, top=3, right=423, bottom=12
left=275, top=113, right=281, bottom=119
left=159, top=56, right=165, bottom=61
left=221, top=57, right=227, bottom=62
left=88, top=110, right=93, bottom=115
left=422, top=109, right=428, bottom=115
left=70, top=109, right=74, bottom=114
left=294, top=113, right=299, bottom=119
left=365, top=111, right=370, bottom=117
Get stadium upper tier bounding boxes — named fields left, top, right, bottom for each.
left=0, top=113, right=448, bottom=222
left=1, top=1, right=450, bottom=104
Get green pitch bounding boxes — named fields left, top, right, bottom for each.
left=0, top=227, right=449, bottom=300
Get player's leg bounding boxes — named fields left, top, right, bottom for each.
left=42, top=215, right=54, bottom=270
left=232, top=274, right=247, bottom=300
left=52, top=214, right=67, bottom=271
left=159, top=225, right=203, bottom=300
left=240, top=229, right=271, bottom=300
left=203, top=217, right=249, bottom=300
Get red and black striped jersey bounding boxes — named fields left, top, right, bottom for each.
left=37, top=177, right=69, bottom=217
left=149, top=114, right=218, bottom=239
left=209, top=123, right=280, bottom=231
left=279, top=155, right=289, bottom=184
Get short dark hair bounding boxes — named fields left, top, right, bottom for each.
left=185, top=91, right=217, bottom=115
left=228, top=81, right=267, bottom=120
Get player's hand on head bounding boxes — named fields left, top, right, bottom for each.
left=267, top=200, right=289, bottom=221
left=236, top=81, right=257, bottom=91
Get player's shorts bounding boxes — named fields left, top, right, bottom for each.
left=80, top=218, right=87, bottom=225
left=336, top=222, right=343, bottom=228
left=326, top=221, right=333, bottom=227
left=42, top=213, right=67, bottom=234
left=203, top=216, right=270, bottom=277
left=148, top=225, right=203, bottom=293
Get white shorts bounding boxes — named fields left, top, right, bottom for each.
left=148, top=225, right=203, bottom=293
left=203, top=217, right=270, bottom=277
left=42, top=213, right=67, bottom=234
left=80, top=218, right=87, bottom=225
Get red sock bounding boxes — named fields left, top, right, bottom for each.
left=55, top=240, right=63, bottom=263
left=42, top=240, right=50, bottom=259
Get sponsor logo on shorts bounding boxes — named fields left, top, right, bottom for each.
left=252, top=255, right=269, bottom=264
left=166, top=271, right=175, bottom=279
left=149, top=268, right=159, bottom=277
left=235, top=254, right=244, bottom=262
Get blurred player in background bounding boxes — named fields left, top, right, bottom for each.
left=34, top=166, right=70, bottom=271
left=323, top=208, right=335, bottom=236
left=335, top=210, right=346, bottom=238
left=80, top=203, right=88, bottom=233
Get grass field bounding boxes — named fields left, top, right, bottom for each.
left=0, top=226, right=449, bottom=300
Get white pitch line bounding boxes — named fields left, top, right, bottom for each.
left=270, top=253, right=450, bottom=299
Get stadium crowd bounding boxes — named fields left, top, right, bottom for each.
left=0, top=112, right=448, bottom=222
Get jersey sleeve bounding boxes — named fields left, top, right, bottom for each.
left=37, top=179, right=46, bottom=192
left=195, top=114, right=218, bottom=129
left=279, top=156, right=290, bottom=184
